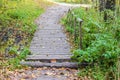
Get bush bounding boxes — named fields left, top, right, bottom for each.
left=63, top=7, right=120, bottom=79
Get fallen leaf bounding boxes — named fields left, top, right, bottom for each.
left=21, top=79, right=25, bottom=80
left=31, top=74, right=36, bottom=78
left=51, top=59, right=56, bottom=63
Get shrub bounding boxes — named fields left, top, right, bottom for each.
left=63, top=7, right=120, bottom=79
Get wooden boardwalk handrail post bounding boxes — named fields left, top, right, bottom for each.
left=69, top=9, right=72, bottom=28
left=70, top=11, right=74, bottom=34
left=67, top=9, right=71, bottom=26
left=77, top=18, right=83, bottom=49
left=79, top=20, right=83, bottom=49
left=67, top=9, right=83, bottom=49
left=74, top=16, right=77, bottom=43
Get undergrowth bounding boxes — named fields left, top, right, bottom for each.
left=62, top=7, right=120, bottom=80
left=0, top=0, right=49, bottom=69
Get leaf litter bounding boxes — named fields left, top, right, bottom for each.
left=0, top=66, right=84, bottom=80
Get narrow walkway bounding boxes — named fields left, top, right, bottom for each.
left=47, top=0, right=91, bottom=8
left=31, top=5, right=71, bottom=55
left=21, top=5, right=78, bottom=68
left=18, top=2, right=91, bottom=80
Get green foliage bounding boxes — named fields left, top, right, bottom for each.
left=0, top=0, right=44, bottom=53
left=0, top=0, right=44, bottom=69
left=78, top=66, right=105, bottom=80
left=8, top=47, right=31, bottom=69
left=72, top=34, right=119, bottom=67
left=63, top=7, right=120, bottom=79
left=6, top=0, right=43, bottom=33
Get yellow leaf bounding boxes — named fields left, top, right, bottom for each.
left=21, top=79, right=25, bottom=80
left=31, top=74, right=36, bottom=78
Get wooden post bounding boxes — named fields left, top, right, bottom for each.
left=70, top=11, right=72, bottom=33
left=66, top=9, right=70, bottom=26
left=74, top=17, right=77, bottom=42
left=71, top=12, right=74, bottom=35
left=67, top=10, right=83, bottom=49
left=78, top=19, right=83, bottom=49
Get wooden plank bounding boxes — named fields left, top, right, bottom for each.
left=30, top=51, right=71, bottom=54
left=34, top=34, right=66, bottom=38
left=30, top=44, right=70, bottom=48
left=30, top=49, right=70, bottom=52
left=35, top=30, right=63, bottom=35
left=30, top=47, right=70, bottom=50
left=32, top=37, right=68, bottom=41
left=20, top=61, right=78, bottom=68
left=26, top=55, right=72, bottom=60
left=30, top=53, right=72, bottom=55
left=41, top=25, right=62, bottom=29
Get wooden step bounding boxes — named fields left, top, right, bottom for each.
left=31, top=42, right=69, bottom=46
left=32, top=37, right=68, bottom=42
left=26, top=55, right=72, bottom=61
left=41, top=25, right=62, bottom=29
left=20, top=61, right=78, bottom=68
left=30, top=53, right=72, bottom=55
left=30, top=48, right=70, bottom=52
left=35, top=29, right=64, bottom=35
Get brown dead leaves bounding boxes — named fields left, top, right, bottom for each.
left=0, top=66, right=93, bottom=80
left=0, top=67, right=78, bottom=80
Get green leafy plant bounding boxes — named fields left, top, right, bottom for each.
left=8, top=47, right=31, bottom=69
left=63, top=7, right=120, bottom=79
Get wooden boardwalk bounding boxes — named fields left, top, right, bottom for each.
left=21, top=5, right=78, bottom=68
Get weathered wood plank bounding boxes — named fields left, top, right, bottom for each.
left=35, top=30, right=64, bottom=35
left=20, top=61, right=78, bottom=68
left=30, top=51, right=71, bottom=54
left=34, top=34, right=66, bottom=38
left=26, top=55, right=72, bottom=60
left=30, top=48, right=70, bottom=52
left=32, top=37, right=68, bottom=42
left=30, top=53, right=72, bottom=55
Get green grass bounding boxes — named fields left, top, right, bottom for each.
left=0, top=0, right=46, bottom=69
left=7, top=0, right=44, bottom=33
left=0, top=0, right=44, bottom=52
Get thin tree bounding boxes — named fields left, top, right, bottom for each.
left=99, top=0, right=116, bottom=21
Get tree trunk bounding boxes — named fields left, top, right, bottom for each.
left=105, top=0, right=116, bottom=11
left=99, top=0, right=105, bottom=12
left=101, top=0, right=116, bottom=21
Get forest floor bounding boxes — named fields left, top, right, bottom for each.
left=0, top=1, right=91, bottom=80
left=1, top=67, right=81, bottom=80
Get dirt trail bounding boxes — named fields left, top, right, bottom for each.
left=47, top=0, right=91, bottom=8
